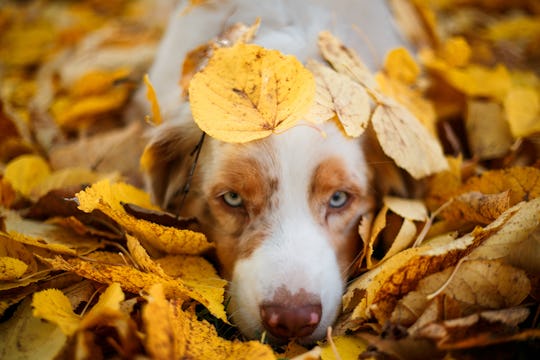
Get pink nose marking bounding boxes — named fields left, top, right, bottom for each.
left=259, top=287, right=322, bottom=340
left=260, top=303, right=322, bottom=339
left=309, top=311, right=319, bottom=325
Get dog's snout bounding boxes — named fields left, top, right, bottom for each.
left=260, top=302, right=322, bottom=339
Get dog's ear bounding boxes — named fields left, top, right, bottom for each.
left=142, top=121, right=203, bottom=210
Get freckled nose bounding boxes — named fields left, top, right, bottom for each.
left=260, top=303, right=322, bottom=339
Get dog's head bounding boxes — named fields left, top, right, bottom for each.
left=144, top=113, right=375, bottom=343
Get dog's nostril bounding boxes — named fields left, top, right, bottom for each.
left=260, top=303, right=322, bottom=339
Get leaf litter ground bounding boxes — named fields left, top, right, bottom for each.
left=1, top=0, right=540, bottom=359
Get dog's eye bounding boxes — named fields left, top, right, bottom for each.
left=329, top=191, right=349, bottom=208
left=222, top=191, right=244, bottom=207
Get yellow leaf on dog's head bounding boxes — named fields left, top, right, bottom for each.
left=188, top=43, right=315, bottom=143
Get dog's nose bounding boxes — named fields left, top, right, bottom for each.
left=260, top=303, right=322, bottom=339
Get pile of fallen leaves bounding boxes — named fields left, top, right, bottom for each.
left=1, top=0, right=539, bottom=359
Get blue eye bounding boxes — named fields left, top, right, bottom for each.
left=329, top=191, right=349, bottom=208
left=222, top=191, right=243, bottom=207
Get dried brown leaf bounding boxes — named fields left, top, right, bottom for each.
left=466, top=100, right=513, bottom=159
left=440, top=191, right=511, bottom=225
left=371, top=102, right=448, bottom=179
left=342, top=198, right=536, bottom=328
left=392, top=260, right=531, bottom=326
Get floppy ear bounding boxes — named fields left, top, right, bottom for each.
left=142, top=120, right=203, bottom=210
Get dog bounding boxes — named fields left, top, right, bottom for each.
left=137, top=0, right=407, bottom=344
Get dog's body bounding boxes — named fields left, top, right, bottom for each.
left=139, top=0, right=406, bottom=343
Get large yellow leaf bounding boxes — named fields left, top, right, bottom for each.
left=76, top=178, right=157, bottom=213
left=188, top=43, right=315, bottom=143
